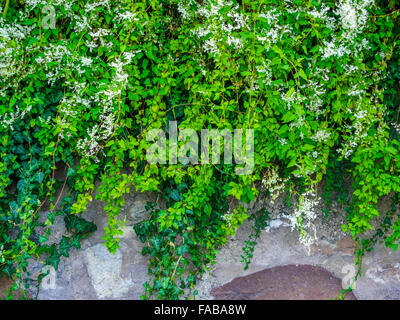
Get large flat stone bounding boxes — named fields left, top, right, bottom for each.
left=211, top=264, right=356, bottom=300
left=85, top=244, right=132, bottom=299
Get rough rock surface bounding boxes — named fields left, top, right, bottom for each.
left=0, top=276, right=30, bottom=299
left=211, top=265, right=356, bottom=300
left=195, top=195, right=400, bottom=300
left=24, top=190, right=400, bottom=300
left=26, top=189, right=154, bottom=300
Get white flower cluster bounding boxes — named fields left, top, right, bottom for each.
left=40, top=43, right=71, bottom=85
left=280, top=90, right=307, bottom=110
left=0, top=14, right=35, bottom=91
left=321, top=40, right=352, bottom=60
left=293, top=163, right=318, bottom=179
left=221, top=209, right=234, bottom=228
left=189, top=0, right=249, bottom=56
left=177, top=0, right=195, bottom=20
left=392, top=123, right=400, bottom=135
left=117, top=10, right=139, bottom=24
left=88, top=28, right=113, bottom=51
left=336, top=0, right=374, bottom=33
left=0, top=105, right=32, bottom=131
left=75, top=51, right=138, bottom=160
left=337, top=1, right=358, bottom=30
left=312, top=129, right=331, bottom=143
left=255, top=60, right=273, bottom=87
left=300, top=77, right=327, bottom=118
left=320, top=0, right=374, bottom=59
left=84, top=0, right=111, bottom=14
left=337, top=98, right=379, bottom=159
left=256, top=8, right=292, bottom=48
left=0, top=244, right=4, bottom=264
left=0, top=1, right=144, bottom=159
left=285, top=189, right=320, bottom=253
left=261, top=166, right=288, bottom=204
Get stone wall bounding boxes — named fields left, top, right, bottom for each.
left=22, top=189, right=400, bottom=300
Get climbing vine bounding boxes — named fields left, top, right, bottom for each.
left=1, top=0, right=400, bottom=300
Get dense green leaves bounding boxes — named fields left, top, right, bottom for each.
left=1, top=0, right=400, bottom=300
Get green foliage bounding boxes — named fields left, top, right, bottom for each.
left=134, top=172, right=249, bottom=299
left=1, top=0, right=400, bottom=300
left=241, top=208, right=270, bottom=270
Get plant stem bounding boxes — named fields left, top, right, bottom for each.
left=3, top=0, right=10, bottom=19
